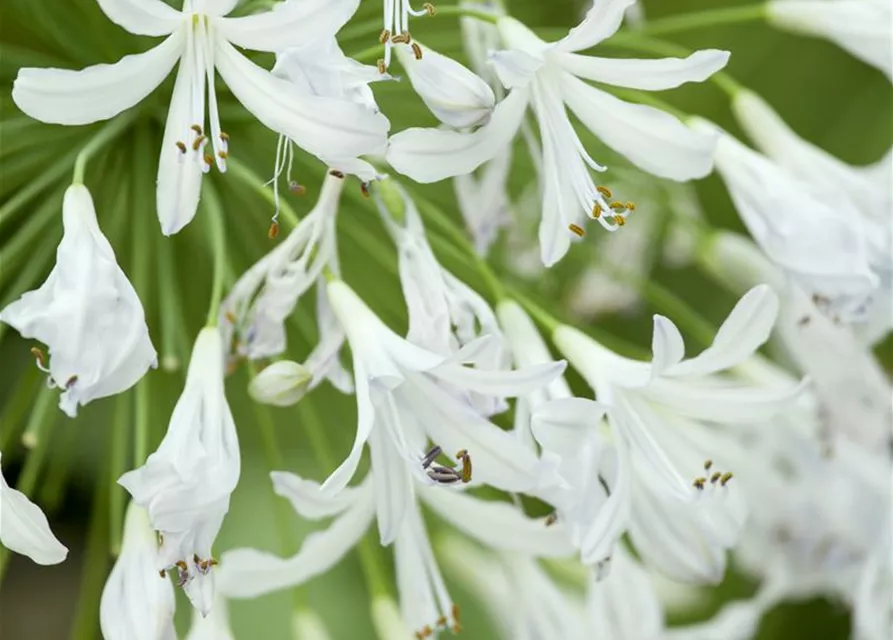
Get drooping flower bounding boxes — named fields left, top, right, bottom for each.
left=99, top=502, right=176, bottom=640
left=118, top=326, right=239, bottom=615
left=0, top=451, right=68, bottom=565
left=766, top=0, right=893, bottom=80
left=0, top=184, right=156, bottom=418
left=12, top=0, right=390, bottom=235
left=387, top=0, right=729, bottom=265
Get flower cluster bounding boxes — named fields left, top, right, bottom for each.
left=0, top=0, right=889, bottom=639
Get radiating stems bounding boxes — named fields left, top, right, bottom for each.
left=131, top=136, right=153, bottom=466
left=203, top=182, right=228, bottom=327
left=109, top=394, right=131, bottom=556
left=228, top=157, right=301, bottom=228
left=18, top=385, right=56, bottom=458
left=39, top=422, right=79, bottom=512
left=72, top=111, right=139, bottom=185
left=0, top=186, right=65, bottom=283
left=133, top=374, right=151, bottom=469
left=633, top=4, right=767, bottom=36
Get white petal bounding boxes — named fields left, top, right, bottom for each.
left=270, top=471, right=359, bottom=520
left=430, top=359, right=566, bottom=398
left=12, top=31, right=183, bottom=125
left=96, top=0, right=182, bottom=36
left=215, top=39, right=389, bottom=162
left=421, top=486, right=575, bottom=557
left=0, top=459, right=68, bottom=565
left=369, top=416, right=413, bottom=546
left=203, top=0, right=239, bottom=16
left=557, top=49, right=730, bottom=90
left=216, top=0, right=358, bottom=53
left=489, top=49, right=545, bottom=90
left=561, top=73, right=717, bottom=181
left=667, top=285, right=778, bottom=377
left=319, top=365, right=374, bottom=496
left=531, top=398, right=605, bottom=458
left=554, top=0, right=636, bottom=53
left=386, top=87, right=529, bottom=183
left=650, top=316, right=686, bottom=377
left=579, top=440, right=632, bottom=564
left=217, top=483, right=374, bottom=599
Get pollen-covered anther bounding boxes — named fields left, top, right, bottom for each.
left=568, top=223, right=586, bottom=237
left=693, top=477, right=707, bottom=490
left=456, top=448, right=472, bottom=483
left=625, top=201, right=636, bottom=212
left=329, top=169, right=346, bottom=179
left=596, top=185, right=612, bottom=199
left=704, top=459, right=713, bottom=471
left=423, top=2, right=436, bottom=15
left=710, top=471, right=722, bottom=484
left=391, top=33, right=411, bottom=44
left=175, top=141, right=187, bottom=155
left=268, top=220, right=280, bottom=240
left=411, top=42, right=423, bottom=60
left=379, top=29, right=391, bottom=44
left=591, top=203, right=603, bottom=219
left=224, top=311, right=237, bottom=324
left=217, top=150, right=228, bottom=160
left=613, top=214, right=626, bottom=227
left=190, top=124, right=204, bottom=136
left=720, top=471, right=734, bottom=486
left=30, top=346, right=47, bottom=368
left=202, top=154, right=214, bottom=174
left=377, top=58, right=388, bottom=74
left=192, top=134, right=207, bottom=152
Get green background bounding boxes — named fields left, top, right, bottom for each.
left=0, top=0, right=889, bottom=638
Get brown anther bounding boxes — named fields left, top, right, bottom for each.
left=625, top=201, right=636, bottom=211
left=288, top=181, right=306, bottom=195
left=591, top=203, right=603, bottom=218
left=415, top=633, right=424, bottom=640
left=193, top=554, right=200, bottom=563
left=436, top=616, right=447, bottom=627
left=693, top=477, right=706, bottom=490
left=423, top=2, right=436, bottom=15
left=710, top=471, right=722, bottom=484
left=268, top=221, right=280, bottom=240
left=192, top=134, right=207, bottom=151
left=360, top=182, right=370, bottom=198
left=596, top=185, right=612, bottom=199
left=203, top=154, right=215, bottom=167
left=568, top=223, right=586, bottom=237
left=176, top=560, right=188, bottom=570
left=220, top=131, right=230, bottom=141
left=614, top=215, right=626, bottom=227
left=217, top=150, right=229, bottom=159
left=224, top=311, right=237, bottom=324
left=798, top=315, right=811, bottom=327
left=159, top=569, right=167, bottom=578
left=704, top=459, right=713, bottom=471
left=30, top=347, right=46, bottom=367
left=545, top=512, right=558, bottom=527
left=452, top=603, right=461, bottom=623
left=411, top=42, right=423, bottom=60
left=377, top=58, right=387, bottom=74
left=65, top=375, right=78, bottom=389
left=720, top=472, right=734, bottom=486
left=190, top=124, right=203, bottom=135
left=175, top=141, right=188, bottom=154
left=379, top=29, right=391, bottom=44
left=209, top=558, right=219, bottom=567
left=329, top=169, right=345, bottom=179
left=391, top=33, right=410, bottom=44
left=456, top=449, right=472, bottom=483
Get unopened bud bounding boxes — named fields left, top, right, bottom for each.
left=248, top=360, right=312, bottom=406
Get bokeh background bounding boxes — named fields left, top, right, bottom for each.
left=1, top=0, right=890, bottom=638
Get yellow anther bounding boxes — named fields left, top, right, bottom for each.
left=377, top=58, right=387, bottom=74
left=220, top=131, right=230, bottom=141
left=693, top=477, right=707, bottom=490
left=175, top=141, right=187, bottom=154
left=411, top=42, right=423, bottom=60
left=379, top=29, right=391, bottom=44
left=391, top=33, right=410, bottom=44
left=192, top=135, right=206, bottom=151
left=30, top=346, right=46, bottom=367
left=568, top=223, right=586, bottom=237
left=268, top=221, right=280, bottom=240
left=596, top=185, right=612, bottom=199
left=217, top=150, right=228, bottom=159
left=203, top=153, right=214, bottom=167
left=626, top=201, right=636, bottom=211
left=720, top=472, right=734, bottom=486
left=704, top=459, right=713, bottom=471
left=423, top=2, right=436, bottom=15
left=591, top=203, right=603, bottom=218
left=614, top=214, right=626, bottom=227
left=190, top=124, right=203, bottom=135
left=710, top=471, right=722, bottom=484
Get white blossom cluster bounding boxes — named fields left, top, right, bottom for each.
left=0, top=0, right=889, bottom=639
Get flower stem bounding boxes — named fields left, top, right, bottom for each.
left=203, top=181, right=228, bottom=327
left=71, top=111, right=139, bottom=185
left=109, top=393, right=131, bottom=556
left=134, top=375, right=151, bottom=468
left=157, top=229, right=189, bottom=372
left=0, top=368, right=40, bottom=452
left=632, top=4, right=767, bottom=37
left=429, top=4, right=499, bottom=24
left=18, top=385, right=56, bottom=457
left=228, top=157, right=301, bottom=228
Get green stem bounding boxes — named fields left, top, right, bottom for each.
left=429, top=4, right=499, bottom=24
left=134, top=374, right=151, bottom=468
left=72, top=111, right=139, bottom=185
left=203, top=182, right=228, bottom=327
left=633, top=4, right=767, bottom=37
left=157, top=236, right=188, bottom=372
left=0, top=368, right=40, bottom=452
left=18, top=385, right=56, bottom=457
left=109, top=394, right=131, bottom=556
left=38, top=422, right=79, bottom=512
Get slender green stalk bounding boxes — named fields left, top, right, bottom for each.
left=38, top=422, right=79, bottom=511
left=633, top=4, right=767, bottom=36
left=228, top=157, right=301, bottom=228
left=0, top=186, right=66, bottom=279
left=18, top=386, right=56, bottom=457
left=203, top=182, right=228, bottom=327
left=0, top=368, right=40, bottom=452
left=157, top=236, right=188, bottom=371
left=72, top=112, right=139, bottom=185
left=133, top=374, right=151, bottom=468
left=351, top=44, right=384, bottom=63
left=109, top=394, right=131, bottom=556
left=431, top=4, right=499, bottom=24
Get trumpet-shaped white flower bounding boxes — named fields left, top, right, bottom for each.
left=0, top=184, right=156, bottom=417
left=394, top=42, right=496, bottom=129
left=184, top=591, right=235, bottom=640
left=13, top=0, right=389, bottom=235
left=388, top=0, right=729, bottom=265
left=118, top=327, right=239, bottom=615
left=766, top=0, right=893, bottom=80
left=453, top=145, right=513, bottom=256
left=731, top=90, right=892, bottom=334
left=0, top=451, right=68, bottom=565
left=695, top=119, right=880, bottom=324
left=100, top=502, right=176, bottom=640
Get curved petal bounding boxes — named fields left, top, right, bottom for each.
left=319, top=364, right=374, bottom=496
left=560, top=73, right=717, bottom=181
left=369, top=414, right=413, bottom=546
left=580, top=438, right=631, bottom=564
left=270, top=471, right=359, bottom=520
left=0, top=460, right=68, bottom=565
left=554, top=0, right=635, bottom=53
left=420, top=487, right=575, bottom=557
left=557, top=49, right=730, bottom=91
left=215, top=39, right=389, bottom=161
left=96, top=0, right=182, bottom=36
left=531, top=398, right=606, bottom=458
left=667, top=285, right=778, bottom=378
left=12, top=31, right=184, bottom=126
left=216, top=0, right=358, bottom=53
left=430, top=359, right=566, bottom=398
left=386, top=87, right=529, bottom=184
left=651, top=316, right=686, bottom=377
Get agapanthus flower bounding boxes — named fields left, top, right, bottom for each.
left=0, top=184, right=156, bottom=417
left=378, top=0, right=437, bottom=72
left=100, top=502, right=176, bottom=640
left=184, top=591, right=236, bottom=640
left=0, top=451, right=68, bottom=565
left=118, top=326, right=239, bottom=615
left=12, top=0, right=389, bottom=234
left=388, top=0, right=729, bottom=265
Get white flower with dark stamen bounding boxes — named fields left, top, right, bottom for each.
left=379, top=0, right=436, bottom=72
left=694, top=118, right=880, bottom=325
left=118, top=327, right=239, bottom=616
left=0, top=451, right=68, bottom=565
left=0, top=184, right=156, bottom=418
left=100, top=502, right=176, bottom=640
left=387, top=0, right=729, bottom=265
left=766, top=0, right=893, bottom=80
left=12, top=0, right=389, bottom=235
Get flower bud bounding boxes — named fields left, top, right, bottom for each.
left=394, top=42, right=495, bottom=129
left=248, top=360, right=312, bottom=407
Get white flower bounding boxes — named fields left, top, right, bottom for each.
left=585, top=546, right=664, bottom=638
left=379, top=0, right=436, bottom=71
left=766, top=0, right=893, bottom=80
left=388, top=0, right=729, bottom=265
left=184, top=591, right=235, bottom=640
left=393, top=42, right=496, bottom=129
left=12, top=0, right=389, bottom=235
left=695, top=119, right=880, bottom=323
left=100, top=502, right=176, bottom=640
left=0, top=451, right=68, bottom=565
left=248, top=360, right=312, bottom=407
left=220, top=174, right=345, bottom=362
left=731, top=90, right=892, bottom=333
left=118, top=326, right=239, bottom=615
left=458, top=1, right=504, bottom=87
left=453, top=145, right=513, bottom=256
left=0, top=184, right=156, bottom=418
